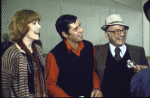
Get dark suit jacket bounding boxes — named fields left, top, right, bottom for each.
left=94, top=43, right=149, bottom=82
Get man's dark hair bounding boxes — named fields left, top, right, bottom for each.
left=55, top=14, right=77, bottom=40
left=143, top=0, right=150, bottom=18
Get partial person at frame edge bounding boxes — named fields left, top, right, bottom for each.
left=46, top=14, right=103, bottom=97
left=1, top=33, right=14, bottom=56
left=1, top=9, right=47, bottom=97
left=143, top=0, right=150, bottom=22
left=95, top=14, right=149, bottom=97
left=130, top=0, right=150, bottom=97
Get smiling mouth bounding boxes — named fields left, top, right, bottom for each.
left=34, top=30, right=39, bottom=34
left=34, top=32, right=39, bottom=35
left=80, top=34, right=83, bottom=38
left=117, top=37, right=126, bottom=40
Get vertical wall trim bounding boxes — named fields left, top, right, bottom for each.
left=116, top=2, right=118, bottom=14
left=60, top=0, right=62, bottom=15
left=149, top=23, right=150, bottom=56
left=142, top=10, right=144, bottom=47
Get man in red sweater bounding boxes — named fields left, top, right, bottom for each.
left=46, top=14, right=103, bottom=97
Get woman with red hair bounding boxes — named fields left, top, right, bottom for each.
left=1, top=9, right=47, bottom=97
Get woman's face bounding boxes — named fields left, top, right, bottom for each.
left=26, top=20, right=41, bottom=41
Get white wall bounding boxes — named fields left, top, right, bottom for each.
left=113, top=0, right=142, bottom=11
left=1, top=0, right=146, bottom=55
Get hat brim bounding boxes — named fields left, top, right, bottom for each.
left=101, top=23, right=129, bottom=31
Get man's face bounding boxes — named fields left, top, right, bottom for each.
left=147, top=8, right=150, bottom=22
left=3, top=36, right=9, bottom=42
left=105, top=25, right=127, bottom=47
left=66, top=19, right=83, bottom=43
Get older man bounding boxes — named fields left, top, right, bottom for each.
left=95, top=14, right=149, bottom=97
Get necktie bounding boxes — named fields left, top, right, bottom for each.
left=114, top=47, right=121, bottom=61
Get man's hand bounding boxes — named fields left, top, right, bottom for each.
left=90, top=88, right=103, bottom=97
left=133, top=65, right=148, bottom=73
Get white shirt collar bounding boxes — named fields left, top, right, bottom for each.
left=109, top=42, right=127, bottom=58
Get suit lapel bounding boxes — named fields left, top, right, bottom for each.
left=98, top=43, right=108, bottom=68
left=95, top=43, right=108, bottom=82
left=126, top=44, right=139, bottom=64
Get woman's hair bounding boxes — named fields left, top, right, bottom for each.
left=9, top=9, right=40, bottom=42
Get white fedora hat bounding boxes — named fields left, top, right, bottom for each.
left=101, top=14, right=129, bottom=31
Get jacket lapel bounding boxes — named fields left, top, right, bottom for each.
left=126, top=44, right=140, bottom=64
left=95, top=43, right=108, bottom=82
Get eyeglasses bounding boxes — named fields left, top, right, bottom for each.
left=107, top=29, right=128, bottom=35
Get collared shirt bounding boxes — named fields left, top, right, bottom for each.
left=109, top=42, right=127, bottom=58
left=46, top=40, right=100, bottom=97
left=65, top=40, right=84, bottom=56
